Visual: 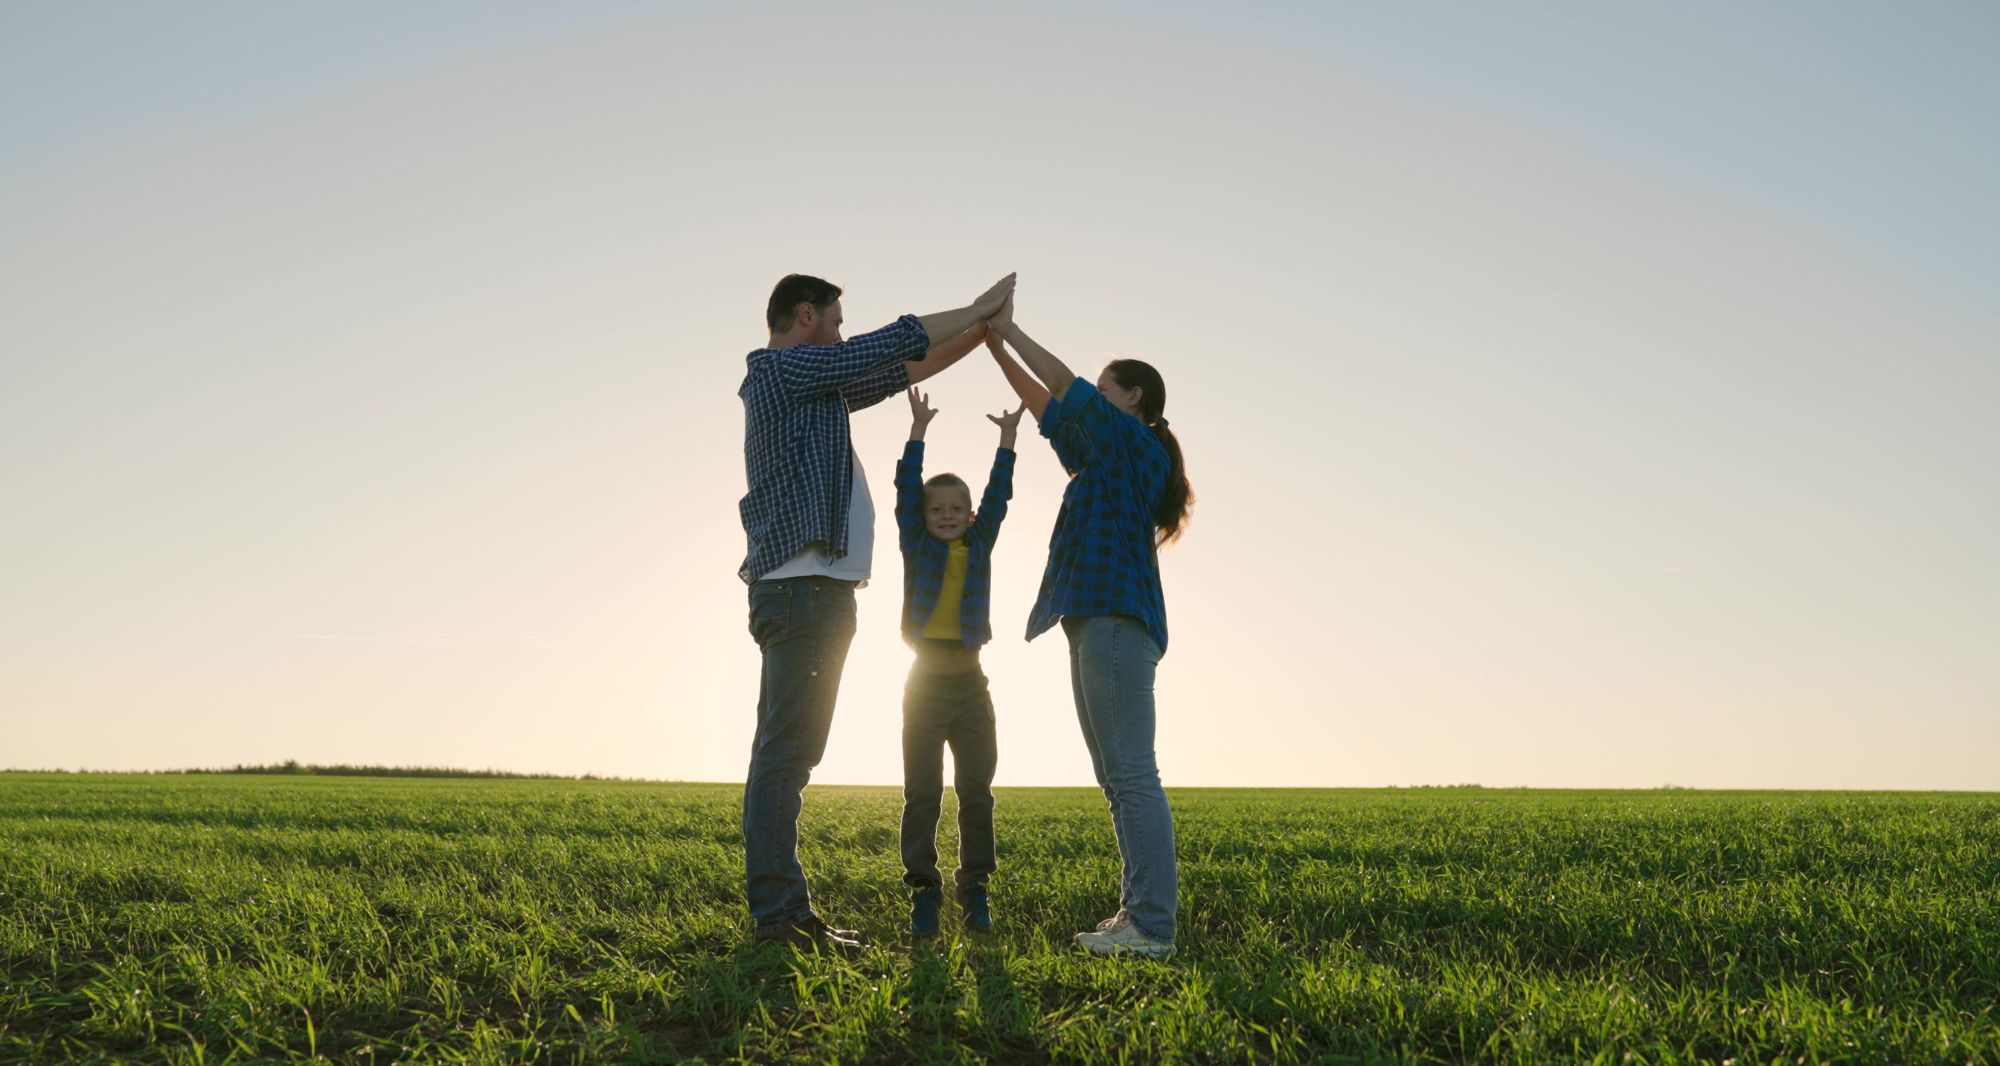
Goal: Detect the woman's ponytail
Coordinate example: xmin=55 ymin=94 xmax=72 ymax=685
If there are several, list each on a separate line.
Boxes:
xmin=1106 ymin=359 xmax=1193 ymax=545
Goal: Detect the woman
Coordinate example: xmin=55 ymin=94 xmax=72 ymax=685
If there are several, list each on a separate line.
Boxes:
xmin=986 ymin=295 xmax=1193 ymax=959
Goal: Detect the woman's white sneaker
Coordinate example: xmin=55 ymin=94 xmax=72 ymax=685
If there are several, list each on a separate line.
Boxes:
xmin=1074 ymin=919 xmax=1175 ymax=959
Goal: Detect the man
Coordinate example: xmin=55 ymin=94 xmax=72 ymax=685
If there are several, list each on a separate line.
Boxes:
xmin=738 ymin=271 xmax=1015 ymax=950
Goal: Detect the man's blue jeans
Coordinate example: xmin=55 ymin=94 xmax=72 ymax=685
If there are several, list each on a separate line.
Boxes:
xmin=1063 ymin=614 xmax=1178 ymax=942
xmin=743 ymin=576 xmax=857 ymax=936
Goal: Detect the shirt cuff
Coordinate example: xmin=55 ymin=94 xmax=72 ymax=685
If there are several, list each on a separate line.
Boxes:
xmin=1039 ymin=378 xmax=1094 ymax=436
xmin=895 ymin=314 xmax=930 ymax=358
xmin=1036 ymin=387 xmax=1070 ymax=438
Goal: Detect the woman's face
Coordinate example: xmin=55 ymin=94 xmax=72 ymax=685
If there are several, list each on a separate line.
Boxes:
xmin=1096 ymin=369 xmax=1143 ymax=416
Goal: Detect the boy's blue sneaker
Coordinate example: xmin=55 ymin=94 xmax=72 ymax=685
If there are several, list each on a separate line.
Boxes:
xmin=910 ymin=887 xmax=942 ymax=938
xmin=959 ymin=887 xmax=993 ymax=934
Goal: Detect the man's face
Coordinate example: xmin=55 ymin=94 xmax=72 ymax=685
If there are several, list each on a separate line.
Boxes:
xmin=924 ymin=486 xmax=973 ymax=541
xmin=804 ymin=299 xmax=844 ymax=345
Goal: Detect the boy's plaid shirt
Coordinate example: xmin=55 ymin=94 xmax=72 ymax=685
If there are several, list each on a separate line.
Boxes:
xmin=1026 ymin=378 xmax=1171 ymax=653
xmin=736 ymin=315 xmax=927 ymax=584
xmin=895 ymin=441 xmax=1014 ymax=648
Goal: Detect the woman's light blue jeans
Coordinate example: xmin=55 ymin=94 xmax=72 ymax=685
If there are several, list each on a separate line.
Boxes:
xmin=1063 ymin=614 xmax=1177 ymax=941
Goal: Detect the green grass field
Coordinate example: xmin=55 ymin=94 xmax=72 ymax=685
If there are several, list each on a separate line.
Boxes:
xmin=2 ymin=774 xmax=1996 ymax=1064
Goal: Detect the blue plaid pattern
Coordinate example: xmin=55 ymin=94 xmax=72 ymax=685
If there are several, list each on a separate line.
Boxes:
xmin=1047 ymin=415 xmax=1086 ymax=477
xmin=895 ymin=441 xmax=1014 ymax=648
xmin=737 ymin=315 xmax=928 ymax=583
xmin=1026 ymin=378 xmax=1171 ymax=652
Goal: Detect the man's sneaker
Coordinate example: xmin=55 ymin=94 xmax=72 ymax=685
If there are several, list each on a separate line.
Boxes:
xmin=959 ymin=888 xmax=993 ymax=934
xmin=1074 ymin=918 xmax=1175 ymax=959
xmin=1093 ymin=908 xmax=1130 ymax=934
xmin=755 ymin=915 xmax=866 ymax=955
xmin=910 ymin=887 xmax=943 ymax=938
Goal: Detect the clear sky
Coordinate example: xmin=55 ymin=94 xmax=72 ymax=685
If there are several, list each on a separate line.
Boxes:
xmin=4 ymin=1 xmax=1996 ymax=788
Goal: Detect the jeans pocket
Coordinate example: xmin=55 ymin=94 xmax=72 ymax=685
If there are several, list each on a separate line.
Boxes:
xmin=829 ymin=584 xmax=858 ymax=640
xmin=747 ymin=583 xmax=791 ymax=647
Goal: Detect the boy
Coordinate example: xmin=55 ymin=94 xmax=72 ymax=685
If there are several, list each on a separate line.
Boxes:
xmin=894 ymin=384 xmax=1022 ymax=937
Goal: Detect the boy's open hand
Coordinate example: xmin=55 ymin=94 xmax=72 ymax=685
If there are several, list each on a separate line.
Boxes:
xmin=908 ymin=386 xmax=938 ymax=426
xmin=987 ymin=402 xmax=1026 ymax=448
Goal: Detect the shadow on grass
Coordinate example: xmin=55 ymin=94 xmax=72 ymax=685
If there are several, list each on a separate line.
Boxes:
xmin=966 ymin=939 xmax=1050 ymax=1065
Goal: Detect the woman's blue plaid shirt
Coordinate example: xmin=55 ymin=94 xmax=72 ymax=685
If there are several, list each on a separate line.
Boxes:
xmin=894 ymin=441 xmax=1014 ymax=648
xmin=737 ymin=315 xmax=927 ymax=584
xmin=1027 ymin=378 xmax=1171 ymax=653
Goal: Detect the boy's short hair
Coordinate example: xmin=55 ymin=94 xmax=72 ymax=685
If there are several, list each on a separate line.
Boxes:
xmin=922 ymin=473 xmax=971 ymax=503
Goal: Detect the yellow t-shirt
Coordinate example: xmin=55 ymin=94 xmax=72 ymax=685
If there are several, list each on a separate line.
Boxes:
xmin=919 ymin=539 xmax=969 ymax=641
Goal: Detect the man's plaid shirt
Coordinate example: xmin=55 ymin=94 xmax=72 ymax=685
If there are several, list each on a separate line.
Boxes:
xmin=737 ymin=315 xmax=928 ymax=584
xmin=894 ymin=441 xmax=1015 ymax=648
xmin=1026 ymin=378 xmax=1171 ymax=653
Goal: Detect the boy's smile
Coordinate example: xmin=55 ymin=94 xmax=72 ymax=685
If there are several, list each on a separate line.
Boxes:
xmin=924 ymin=487 xmax=974 ymax=541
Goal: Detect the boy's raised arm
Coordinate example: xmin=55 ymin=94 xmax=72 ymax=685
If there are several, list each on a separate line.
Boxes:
xmin=973 ymin=404 xmax=1024 ymax=543
xmin=986 ymin=402 xmax=1025 ymax=453
xmin=894 ymin=387 xmax=936 ymax=551
xmin=907 ymin=385 xmax=938 ymax=442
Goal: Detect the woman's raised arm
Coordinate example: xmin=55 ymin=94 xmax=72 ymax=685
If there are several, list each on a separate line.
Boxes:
xmin=989 ymin=294 xmax=1076 ymax=399
xmin=987 ymin=334 xmax=1052 ymax=421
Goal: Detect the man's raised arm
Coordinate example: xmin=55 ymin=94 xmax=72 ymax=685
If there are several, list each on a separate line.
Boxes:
xmin=907 ymin=322 xmax=990 ymax=386
xmin=916 ymin=273 xmax=1015 ymax=344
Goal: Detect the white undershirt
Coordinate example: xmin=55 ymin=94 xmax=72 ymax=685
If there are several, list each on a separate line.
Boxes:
xmin=760 ymin=448 xmax=873 ymax=586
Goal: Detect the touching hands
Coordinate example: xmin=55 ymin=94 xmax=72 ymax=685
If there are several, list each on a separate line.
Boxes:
xmin=987 ymin=291 xmax=1015 ymax=334
xmin=916 ymin=272 xmax=1016 ymax=356
xmin=974 ymin=273 xmax=1017 ymax=320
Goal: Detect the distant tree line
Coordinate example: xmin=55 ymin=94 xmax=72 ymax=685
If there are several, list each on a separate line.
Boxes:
xmin=200 ymin=760 xmax=621 ymax=780
xmin=1 ymin=760 xmax=628 ymax=780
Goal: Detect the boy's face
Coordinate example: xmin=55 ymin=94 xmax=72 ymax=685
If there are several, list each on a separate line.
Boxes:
xmin=924 ymin=486 xmax=974 ymax=541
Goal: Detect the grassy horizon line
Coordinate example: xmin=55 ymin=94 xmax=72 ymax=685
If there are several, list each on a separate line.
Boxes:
xmin=0 ymin=762 xmax=1995 ymax=793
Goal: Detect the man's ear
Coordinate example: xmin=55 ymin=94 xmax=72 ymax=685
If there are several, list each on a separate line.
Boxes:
xmin=793 ymin=302 xmax=815 ymax=331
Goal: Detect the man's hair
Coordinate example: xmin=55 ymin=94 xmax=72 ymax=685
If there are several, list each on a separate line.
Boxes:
xmin=766 ymin=274 xmax=842 ymax=333
xmin=923 ymin=473 xmax=971 ymax=503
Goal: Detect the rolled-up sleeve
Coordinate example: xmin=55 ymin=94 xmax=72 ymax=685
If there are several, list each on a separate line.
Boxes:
xmin=771 ymin=314 xmax=927 ymax=400
xmin=1038 ymin=381 xmax=1087 ymax=466
xmin=840 ymin=360 xmax=911 ymax=412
